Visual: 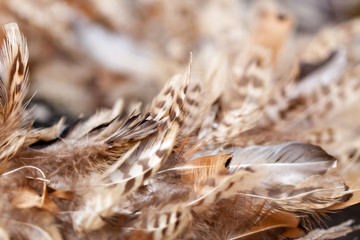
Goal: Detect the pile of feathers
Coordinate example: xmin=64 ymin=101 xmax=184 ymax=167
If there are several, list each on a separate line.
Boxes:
xmin=1 ymin=1 xmax=360 ymax=240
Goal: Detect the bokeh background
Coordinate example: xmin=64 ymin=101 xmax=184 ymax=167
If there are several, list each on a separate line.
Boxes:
xmin=0 ymin=0 xmax=359 ymax=123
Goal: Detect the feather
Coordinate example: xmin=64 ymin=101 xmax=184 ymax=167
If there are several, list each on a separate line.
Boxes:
xmin=301 ymin=18 xmax=360 ymax=63
xmin=0 ymin=23 xmax=29 ymax=120
xmin=72 ymin=122 xmax=179 ymax=233
xmin=189 ymin=143 xmax=351 ymax=212
xmin=0 ymin=23 xmax=29 ymax=160
xmin=148 ymin=57 xmax=191 ymax=122
xmin=229 ymin=211 xmax=302 ymax=239
xmin=131 ymin=204 xmax=192 ymax=240
xmin=297 ymin=220 xmax=360 ymax=240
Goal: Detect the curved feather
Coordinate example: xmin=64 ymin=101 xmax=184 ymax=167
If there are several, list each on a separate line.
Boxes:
xmin=0 ymin=23 xmax=29 ymax=161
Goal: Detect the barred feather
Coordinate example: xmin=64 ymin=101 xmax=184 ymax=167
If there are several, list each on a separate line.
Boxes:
xmin=0 ymin=23 xmax=29 ymax=160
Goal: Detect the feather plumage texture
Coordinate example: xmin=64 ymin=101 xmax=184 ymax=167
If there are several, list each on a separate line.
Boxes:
xmin=0 ymin=23 xmax=29 ymax=161
xmin=1 ymin=4 xmax=360 ymax=239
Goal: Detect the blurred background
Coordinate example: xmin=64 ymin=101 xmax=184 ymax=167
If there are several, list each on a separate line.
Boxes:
xmin=0 ymin=0 xmax=359 ymax=126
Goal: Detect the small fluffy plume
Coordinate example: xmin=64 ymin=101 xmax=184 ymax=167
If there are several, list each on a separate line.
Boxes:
xmin=1 ymin=1 xmax=360 ymax=239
